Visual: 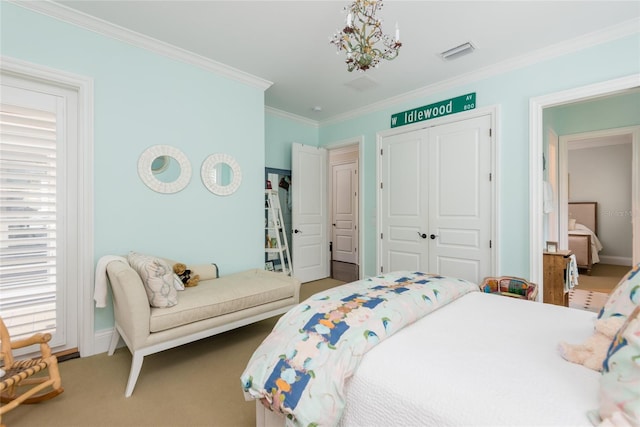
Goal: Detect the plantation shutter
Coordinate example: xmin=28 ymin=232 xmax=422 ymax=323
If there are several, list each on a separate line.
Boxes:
xmin=0 ymin=99 xmax=59 ymax=342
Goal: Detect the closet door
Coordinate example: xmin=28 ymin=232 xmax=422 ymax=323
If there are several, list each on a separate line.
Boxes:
xmin=427 ymin=115 xmax=492 ymax=283
xmin=379 ymin=115 xmax=493 ymax=283
xmin=378 ymin=129 xmax=429 ymax=273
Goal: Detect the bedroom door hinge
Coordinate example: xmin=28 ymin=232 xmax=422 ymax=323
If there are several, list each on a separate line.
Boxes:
xmin=489 ymin=128 xmax=492 ymax=137
xmin=489 ymin=173 xmax=492 ymax=181
xmin=380 ymin=182 xmax=383 ymax=189
xmin=380 ymin=148 xmax=383 ymax=155
xmin=380 ymin=233 xmax=383 ymax=239
xmin=381 ymin=266 xmax=384 ymax=273
xmin=490 ymin=240 xmax=492 ymax=249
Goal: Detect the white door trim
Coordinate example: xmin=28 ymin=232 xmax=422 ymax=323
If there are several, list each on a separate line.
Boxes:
xmin=529 ymin=73 xmax=640 ymax=292
xmin=325 ymin=136 xmax=364 ymax=280
xmin=1 ymin=55 xmax=95 ymax=356
xmin=376 ymin=105 xmax=500 ymax=278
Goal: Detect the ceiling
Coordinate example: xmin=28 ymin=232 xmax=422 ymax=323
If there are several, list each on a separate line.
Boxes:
xmin=53 ymin=1 xmax=640 ymax=122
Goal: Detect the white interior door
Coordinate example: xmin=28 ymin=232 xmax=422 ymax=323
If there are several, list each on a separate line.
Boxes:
xmin=292 ymin=143 xmax=329 ymax=282
xmin=331 ymin=161 xmax=358 ymax=264
xmin=547 ymin=130 xmax=559 ymax=242
xmin=379 ymin=115 xmax=493 ymax=282
xmin=427 ymin=115 xmax=492 ymax=284
xmin=379 ymin=130 xmax=429 ymax=273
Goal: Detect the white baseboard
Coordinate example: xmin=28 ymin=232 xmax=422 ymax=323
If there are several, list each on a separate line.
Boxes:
xmin=91 ymin=327 xmax=124 ymax=356
xmin=599 ymin=255 xmax=633 ymax=266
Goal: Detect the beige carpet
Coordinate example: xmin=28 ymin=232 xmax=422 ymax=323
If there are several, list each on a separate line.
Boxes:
xmin=1 ymin=277 xmax=345 ymax=427
xmin=576 ymin=263 xmax=629 ymax=294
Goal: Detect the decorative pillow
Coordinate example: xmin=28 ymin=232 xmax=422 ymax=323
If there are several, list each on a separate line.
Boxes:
xmin=127 ymin=252 xmax=178 ymax=308
xmin=568 ymin=218 xmax=577 ymax=231
xmin=597 ymin=305 xmax=640 ymax=425
xmin=598 ymin=264 xmax=640 ymax=320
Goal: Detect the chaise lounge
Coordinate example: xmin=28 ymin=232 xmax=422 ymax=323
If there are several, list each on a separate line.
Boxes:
xmin=102 ymin=253 xmax=300 ymax=397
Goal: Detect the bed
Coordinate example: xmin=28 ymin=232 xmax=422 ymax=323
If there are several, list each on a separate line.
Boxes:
xmin=242 ymin=271 xmax=608 ymax=427
xmin=569 ymin=202 xmax=603 ymax=275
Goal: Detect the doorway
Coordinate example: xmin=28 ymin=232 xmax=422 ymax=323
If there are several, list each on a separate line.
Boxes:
xmin=265 ymin=167 xmax=292 ymax=273
xmin=327 ymin=139 xmax=362 ymax=283
xmin=529 ymin=74 xmax=640 ymax=290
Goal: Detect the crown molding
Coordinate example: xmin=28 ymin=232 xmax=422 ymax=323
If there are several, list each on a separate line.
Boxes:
xmin=10 ymin=1 xmax=638 ymax=126
xmin=321 ymin=17 xmax=640 ymax=126
xmin=265 ymin=106 xmax=320 ymax=128
xmin=10 ymin=0 xmax=273 ymax=91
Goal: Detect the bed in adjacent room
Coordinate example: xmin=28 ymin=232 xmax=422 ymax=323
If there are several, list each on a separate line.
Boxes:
xmin=241 ymin=269 xmax=640 ymax=427
xmin=569 ymin=201 xmax=603 ymax=274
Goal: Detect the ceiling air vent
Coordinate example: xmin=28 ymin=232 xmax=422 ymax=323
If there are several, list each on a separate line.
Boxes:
xmin=439 ymin=42 xmax=476 ymax=61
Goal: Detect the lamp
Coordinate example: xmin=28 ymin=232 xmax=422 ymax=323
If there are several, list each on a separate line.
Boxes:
xmin=330 ymin=0 xmax=402 ymax=72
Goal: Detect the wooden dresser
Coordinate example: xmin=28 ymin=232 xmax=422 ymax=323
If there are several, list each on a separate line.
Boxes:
xmin=543 ymin=250 xmax=573 ymax=307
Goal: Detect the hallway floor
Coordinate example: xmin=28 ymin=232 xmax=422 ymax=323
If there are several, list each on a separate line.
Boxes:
xmin=331 ymin=261 xmax=358 ymax=283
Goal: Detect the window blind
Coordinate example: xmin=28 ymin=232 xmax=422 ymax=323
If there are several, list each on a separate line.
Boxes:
xmin=0 ymin=103 xmax=58 ymax=342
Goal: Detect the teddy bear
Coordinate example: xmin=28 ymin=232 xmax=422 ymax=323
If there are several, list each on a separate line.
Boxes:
xmin=558 ymin=316 xmax=626 ymax=371
xmin=173 ymin=263 xmax=200 ymax=287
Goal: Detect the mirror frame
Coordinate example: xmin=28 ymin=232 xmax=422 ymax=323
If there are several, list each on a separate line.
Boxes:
xmin=201 ymin=153 xmax=242 ymax=196
xmin=138 ymin=145 xmax=192 ymax=194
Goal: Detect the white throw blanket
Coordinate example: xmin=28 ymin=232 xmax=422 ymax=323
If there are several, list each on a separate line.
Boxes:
xmin=566 ymin=254 xmax=579 ymax=291
xmin=94 ymin=255 xmax=128 ymax=308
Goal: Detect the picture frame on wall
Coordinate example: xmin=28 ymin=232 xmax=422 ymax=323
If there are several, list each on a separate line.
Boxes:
xmin=546 ymin=241 xmax=558 ymax=253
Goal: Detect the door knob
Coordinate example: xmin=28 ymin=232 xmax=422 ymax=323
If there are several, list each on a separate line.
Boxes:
xmin=417 ymin=232 xmax=427 ymax=239
xmin=430 ymin=234 xmax=438 ymax=240
xmin=294 ymin=229 xmax=301 ymax=234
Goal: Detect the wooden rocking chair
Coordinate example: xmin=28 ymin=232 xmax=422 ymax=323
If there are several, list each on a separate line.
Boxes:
xmin=0 ymin=317 xmax=64 ymax=426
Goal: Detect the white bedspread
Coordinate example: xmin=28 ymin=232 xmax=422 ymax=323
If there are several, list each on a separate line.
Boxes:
xmin=340 ymin=292 xmax=600 ymax=426
xmin=570 ymin=223 xmax=604 ymax=264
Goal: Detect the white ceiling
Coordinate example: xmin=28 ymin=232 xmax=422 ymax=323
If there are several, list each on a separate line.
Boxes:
xmin=52 ymin=1 xmax=640 ymax=122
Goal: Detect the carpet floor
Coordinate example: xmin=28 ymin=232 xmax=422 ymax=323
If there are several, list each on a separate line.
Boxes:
xmin=3 ymin=266 xmax=630 ymax=426
xmin=575 ymin=263 xmax=629 ymax=294
xmin=1 ymin=277 xmax=345 ymax=427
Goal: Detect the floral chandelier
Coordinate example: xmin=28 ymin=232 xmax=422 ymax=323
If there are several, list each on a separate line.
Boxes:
xmin=330 ymin=0 xmax=402 ymax=72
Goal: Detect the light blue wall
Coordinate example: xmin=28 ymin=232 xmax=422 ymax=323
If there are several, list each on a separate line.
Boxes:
xmin=1 ymin=3 xmax=267 ymax=330
xmin=265 ymin=113 xmax=318 ymax=170
xmin=266 ymin=34 xmax=640 ymax=279
xmin=545 ymin=91 xmax=640 ymax=135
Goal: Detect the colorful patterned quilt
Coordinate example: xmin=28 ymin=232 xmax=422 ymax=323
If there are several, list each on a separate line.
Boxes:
xmin=241 ymin=271 xmax=479 ymax=426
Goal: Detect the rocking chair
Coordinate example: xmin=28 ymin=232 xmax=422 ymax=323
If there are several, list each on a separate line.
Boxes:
xmin=0 ymin=317 xmax=64 ymax=425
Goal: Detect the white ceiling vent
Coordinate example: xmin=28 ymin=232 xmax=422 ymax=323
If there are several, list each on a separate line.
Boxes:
xmin=344 ymin=75 xmax=379 ymax=92
xmin=439 ymin=42 xmax=476 ymax=61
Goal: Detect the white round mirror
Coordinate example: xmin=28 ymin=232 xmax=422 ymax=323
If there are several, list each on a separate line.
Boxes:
xmin=138 ymin=145 xmax=192 ymax=193
xmin=201 ymin=153 xmax=242 ymax=196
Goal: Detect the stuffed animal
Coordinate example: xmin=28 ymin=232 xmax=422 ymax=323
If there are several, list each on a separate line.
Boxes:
xmin=558 ymin=316 xmax=626 ymax=371
xmin=173 ymin=263 xmax=200 ymax=287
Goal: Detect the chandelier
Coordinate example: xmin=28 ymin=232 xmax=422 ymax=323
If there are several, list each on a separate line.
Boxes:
xmin=330 ymin=0 xmax=402 ymax=72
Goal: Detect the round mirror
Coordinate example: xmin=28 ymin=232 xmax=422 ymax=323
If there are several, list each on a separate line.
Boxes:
xmin=201 ymin=153 xmax=242 ymax=196
xmin=138 ymin=145 xmax=191 ymax=194
xmin=151 ymin=155 xmax=182 ymax=183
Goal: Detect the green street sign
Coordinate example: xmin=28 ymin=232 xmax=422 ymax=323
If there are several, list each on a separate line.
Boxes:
xmin=390 ymin=93 xmax=476 ymax=128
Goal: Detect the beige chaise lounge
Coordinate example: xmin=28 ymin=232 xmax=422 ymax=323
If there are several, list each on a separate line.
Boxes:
xmin=104 ymin=257 xmax=300 ymax=397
